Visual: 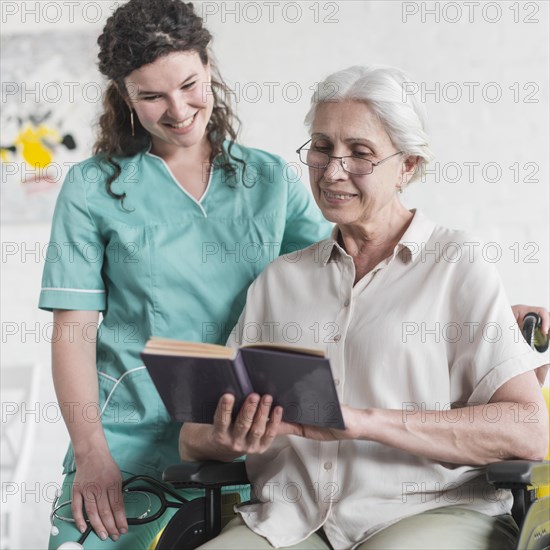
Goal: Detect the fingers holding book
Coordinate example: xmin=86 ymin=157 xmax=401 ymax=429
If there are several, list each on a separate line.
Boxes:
xmin=211 ymin=393 xmax=284 ymax=456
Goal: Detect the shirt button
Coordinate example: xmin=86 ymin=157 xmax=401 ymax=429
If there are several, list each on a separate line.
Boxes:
xmin=334 ymin=378 xmax=340 ymax=386
xmin=333 ymin=334 xmax=341 ymax=343
xmin=344 ymin=299 xmax=350 ymax=307
xmin=324 ymin=462 xmax=333 ymax=470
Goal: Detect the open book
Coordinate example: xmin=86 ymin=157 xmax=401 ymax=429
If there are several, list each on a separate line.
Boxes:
xmin=142 ymin=337 xmax=345 ymax=429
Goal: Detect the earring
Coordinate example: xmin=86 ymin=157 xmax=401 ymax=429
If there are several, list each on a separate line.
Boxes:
xmin=130 ymin=109 xmax=135 ymax=137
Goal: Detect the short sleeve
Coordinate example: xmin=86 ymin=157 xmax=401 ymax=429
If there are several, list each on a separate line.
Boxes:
xmin=449 ymin=250 xmax=544 ymax=405
xmin=39 ymin=163 xmax=107 ymax=312
xmin=280 ymin=163 xmax=332 ymax=255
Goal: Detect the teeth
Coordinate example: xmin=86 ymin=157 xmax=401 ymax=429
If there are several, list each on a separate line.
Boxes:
xmin=169 ymin=114 xmax=195 ymax=128
xmin=325 ymin=191 xmax=355 ymax=200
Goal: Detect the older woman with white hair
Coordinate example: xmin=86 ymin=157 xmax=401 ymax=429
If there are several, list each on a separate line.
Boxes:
xmin=180 ymin=65 xmax=549 ymax=550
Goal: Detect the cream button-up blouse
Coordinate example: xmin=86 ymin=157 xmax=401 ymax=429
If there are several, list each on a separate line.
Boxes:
xmin=228 ymin=209 xmax=545 ymax=549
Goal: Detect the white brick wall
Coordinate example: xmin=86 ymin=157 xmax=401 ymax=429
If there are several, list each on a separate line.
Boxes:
xmin=1 ymin=2 xmax=548 ymax=548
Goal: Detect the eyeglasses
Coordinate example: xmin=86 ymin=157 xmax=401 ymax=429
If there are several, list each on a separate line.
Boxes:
xmin=296 ymin=139 xmax=403 ymax=176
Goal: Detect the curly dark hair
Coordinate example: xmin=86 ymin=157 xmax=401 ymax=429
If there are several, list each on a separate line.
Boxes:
xmin=94 ymin=0 xmax=242 ymax=201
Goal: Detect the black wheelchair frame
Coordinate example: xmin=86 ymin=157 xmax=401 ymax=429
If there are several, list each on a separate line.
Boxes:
xmin=154 ymin=458 xmax=550 ymax=550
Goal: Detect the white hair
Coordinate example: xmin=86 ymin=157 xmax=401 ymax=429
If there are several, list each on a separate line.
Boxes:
xmin=305 ymin=65 xmax=435 ymax=182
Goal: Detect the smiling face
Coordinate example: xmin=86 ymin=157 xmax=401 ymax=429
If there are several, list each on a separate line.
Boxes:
xmin=124 ymin=51 xmax=213 ymax=158
xmin=308 ymin=101 xmax=413 ymax=228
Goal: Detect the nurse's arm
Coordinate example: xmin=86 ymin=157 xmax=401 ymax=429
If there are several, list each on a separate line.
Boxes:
xmin=52 ymin=309 xmax=127 ymax=541
xmin=280 ymin=370 xmax=549 ymax=466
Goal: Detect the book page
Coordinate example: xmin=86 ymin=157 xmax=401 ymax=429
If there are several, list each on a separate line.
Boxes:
xmin=143 ymin=337 xmax=236 ymax=359
xmin=143 ymin=338 xmax=325 ymax=359
xmin=242 ymin=343 xmax=326 ymax=358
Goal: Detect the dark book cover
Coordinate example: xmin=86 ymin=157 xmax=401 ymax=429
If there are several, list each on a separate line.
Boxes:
xmin=240 ymin=348 xmax=344 ymax=428
xmin=142 ymin=344 xmax=345 ymax=429
xmin=143 ymin=354 xmax=247 ymax=424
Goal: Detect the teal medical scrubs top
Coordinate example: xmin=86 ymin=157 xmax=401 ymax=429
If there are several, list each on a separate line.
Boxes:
xmin=39 ymin=142 xmax=331 ymax=478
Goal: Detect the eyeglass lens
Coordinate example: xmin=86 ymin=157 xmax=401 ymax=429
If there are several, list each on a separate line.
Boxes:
xmin=302 ymin=150 xmax=373 ymax=175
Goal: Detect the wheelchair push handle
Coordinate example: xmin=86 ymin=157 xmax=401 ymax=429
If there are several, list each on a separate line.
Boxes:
xmin=522 ymin=312 xmax=549 ymax=353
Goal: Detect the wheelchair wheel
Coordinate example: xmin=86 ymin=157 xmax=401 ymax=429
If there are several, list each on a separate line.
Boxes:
xmin=154 ymin=497 xmax=210 ymax=550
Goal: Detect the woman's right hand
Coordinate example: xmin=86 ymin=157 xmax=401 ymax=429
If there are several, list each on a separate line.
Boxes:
xmin=179 ymin=393 xmax=283 ymax=462
xmin=209 ymin=393 xmax=284 ymax=456
xmin=72 ymin=449 xmax=128 ymax=541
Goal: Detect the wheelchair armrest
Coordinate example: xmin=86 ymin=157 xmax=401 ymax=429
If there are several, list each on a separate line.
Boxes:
xmin=486 ymin=460 xmax=550 ymax=489
xmin=160 ymin=462 xmax=250 ymax=544
xmin=486 ymin=460 xmax=550 ymax=531
xmin=163 ymin=460 xmax=249 ymax=489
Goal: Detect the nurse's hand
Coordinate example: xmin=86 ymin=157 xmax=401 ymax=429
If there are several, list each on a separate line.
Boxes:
xmin=511 ymin=304 xmax=550 ymax=336
xmin=72 ymin=449 xmax=128 ymax=541
xmin=511 ymin=304 xmax=550 ymax=384
xmin=210 ymin=393 xmax=284 ymax=456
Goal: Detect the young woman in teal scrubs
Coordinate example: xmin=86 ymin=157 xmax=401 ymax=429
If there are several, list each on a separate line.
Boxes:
xmin=39 ymin=1 xmax=330 ymax=547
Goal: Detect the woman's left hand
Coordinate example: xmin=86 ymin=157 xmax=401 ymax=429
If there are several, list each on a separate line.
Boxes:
xmin=278 ymin=405 xmax=363 ymax=441
xmin=278 ymin=370 xmax=548 ymax=465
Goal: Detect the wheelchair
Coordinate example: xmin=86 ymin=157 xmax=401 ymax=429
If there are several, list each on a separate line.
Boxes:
xmin=57 ymin=314 xmax=550 ymax=549
xmin=155 ymin=454 xmax=550 ymax=550
xmin=154 ymin=312 xmax=550 ymax=550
